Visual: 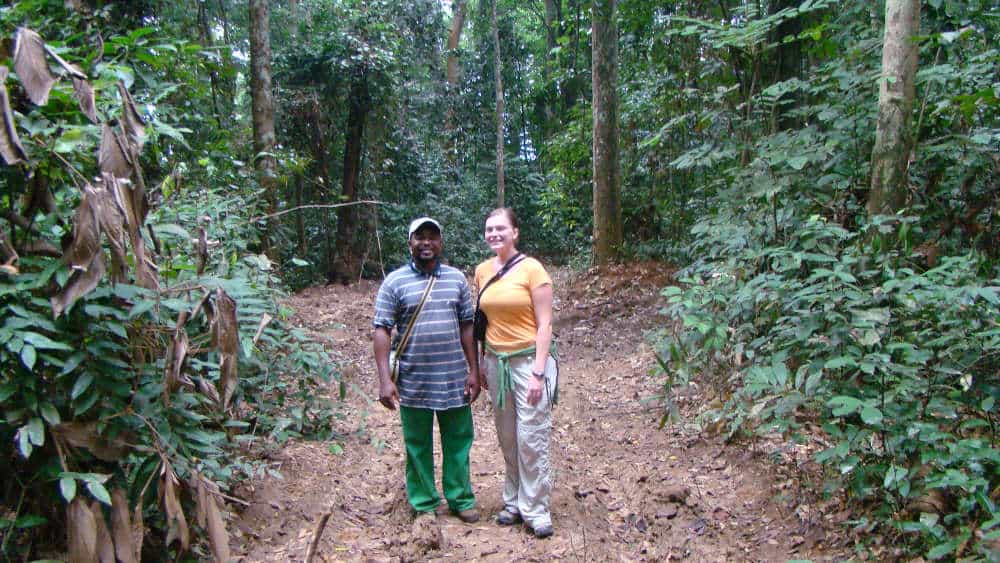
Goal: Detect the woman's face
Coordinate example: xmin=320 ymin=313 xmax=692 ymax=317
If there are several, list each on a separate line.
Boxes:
xmin=484 ymin=214 xmax=518 ymax=255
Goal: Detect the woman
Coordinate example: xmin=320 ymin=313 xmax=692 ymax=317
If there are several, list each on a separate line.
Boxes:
xmin=474 ymin=207 xmax=557 ymax=539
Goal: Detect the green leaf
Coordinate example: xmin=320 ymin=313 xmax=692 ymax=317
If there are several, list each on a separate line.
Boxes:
xmin=0 ymin=383 xmax=16 ymax=402
xmin=60 ymin=477 xmax=77 ymax=502
xmin=787 ymin=155 xmax=808 ymax=170
xmin=828 ymin=396 xmax=862 ymax=416
xmin=860 ymin=406 xmax=883 ymax=425
xmin=21 ymin=344 xmax=37 ymax=370
xmin=824 ymin=356 xmax=856 ymax=370
xmin=22 ymin=331 xmax=74 ymax=351
xmin=40 ymin=403 xmax=61 ymax=425
xmin=60 ymin=353 xmax=86 ymax=376
xmin=128 ymin=299 xmax=157 ymax=319
xmin=883 ymin=465 xmax=906 ymax=488
xmin=328 ymin=443 xmax=344 ymax=455
xmin=27 ymin=417 xmax=45 ymax=446
xmin=13 ymin=514 xmax=46 ymax=529
xmin=86 ymin=480 xmax=112 ymax=506
xmin=71 ymin=373 xmax=94 ymax=400
xmin=17 ymin=427 xmax=32 ymax=458
xmin=926 ymin=540 xmax=957 ymax=560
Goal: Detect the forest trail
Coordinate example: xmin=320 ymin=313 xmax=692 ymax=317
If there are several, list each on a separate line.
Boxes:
xmin=233 ymin=264 xmax=850 ymax=562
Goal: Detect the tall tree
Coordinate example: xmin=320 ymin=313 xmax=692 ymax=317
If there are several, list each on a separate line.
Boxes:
xmin=444 ymin=0 xmax=467 ymax=162
xmin=331 ymin=72 xmax=371 ymax=282
xmin=591 ymin=0 xmax=621 ymax=264
xmin=249 ymin=0 xmax=278 ymax=256
xmin=492 ymin=0 xmax=506 ymax=207
xmin=867 ymin=0 xmax=920 ymax=216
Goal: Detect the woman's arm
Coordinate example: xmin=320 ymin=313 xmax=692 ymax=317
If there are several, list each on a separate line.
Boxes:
xmin=527 ymin=283 xmax=553 ymax=405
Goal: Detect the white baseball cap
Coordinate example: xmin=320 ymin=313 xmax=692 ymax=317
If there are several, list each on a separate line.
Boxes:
xmin=407 ymin=217 xmax=442 ymax=238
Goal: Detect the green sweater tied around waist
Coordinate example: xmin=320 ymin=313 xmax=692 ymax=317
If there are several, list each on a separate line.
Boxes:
xmin=485 ymin=341 xmax=558 ymax=410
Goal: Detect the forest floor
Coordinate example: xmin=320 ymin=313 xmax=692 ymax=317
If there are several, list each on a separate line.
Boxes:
xmin=232 ymin=263 xmax=856 ymax=562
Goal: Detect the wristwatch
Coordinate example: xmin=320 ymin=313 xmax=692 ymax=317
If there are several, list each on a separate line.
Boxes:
xmin=531 ymin=370 xmax=545 ymax=379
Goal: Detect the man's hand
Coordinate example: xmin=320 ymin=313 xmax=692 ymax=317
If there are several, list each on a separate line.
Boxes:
xmin=465 ymin=369 xmax=481 ymax=403
xmin=379 ymin=379 xmax=399 ymax=410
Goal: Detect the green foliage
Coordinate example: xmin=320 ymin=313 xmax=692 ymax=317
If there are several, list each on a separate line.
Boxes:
xmin=0 ymin=5 xmax=342 ymax=559
xmin=651 ymin=2 xmax=1000 ymax=558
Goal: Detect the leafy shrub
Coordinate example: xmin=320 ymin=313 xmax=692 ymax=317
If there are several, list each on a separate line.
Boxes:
xmin=0 ymin=11 xmax=341 ymax=561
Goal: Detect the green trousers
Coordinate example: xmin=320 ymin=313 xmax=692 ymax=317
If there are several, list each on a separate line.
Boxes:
xmin=399 ymin=405 xmax=476 ymax=513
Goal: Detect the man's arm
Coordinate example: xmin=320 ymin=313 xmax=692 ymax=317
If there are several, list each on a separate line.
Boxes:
xmin=459 ymin=320 xmax=481 ymax=403
xmin=373 ymin=326 xmax=399 ymax=410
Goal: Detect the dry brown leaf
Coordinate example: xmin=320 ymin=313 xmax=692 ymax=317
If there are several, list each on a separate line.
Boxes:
xmin=0 ymin=66 xmax=28 ymax=165
xmin=51 ymin=421 xmax=129 ymax=462
xmin=90 ymin=500 xmax=115 ymax=563
xmin=252 ymin=312 xmax=273 ymax=345
xmin=197 ymin=376 xmax=221 ymax=405
xmin=98 ymin=123 xmax=132 ymax=179
xmin=205 ymin=493 xmax=231 ymax=563
xmin=161 ymin=462 xmax=190 ymax=551
xmin=132 ymin=501 xmax=144 ymax=561
xmin=73 ymin=76 xmax=98 ymax=123
xmin=192 ymin=473 xmax=209 ymax=529
xmin=110 ymin=488 xmax=139 ymax=563
xmin=196 ymin=227 xmax=208 ymax=275
xmin=209 ymin=289 xmax=239 ymax=411
xmin=116 ymin=81 xmax=146 ymax=149
xmin=13 ymin=28 xmax=57 ymax=106
xmin=68 ymin=497 xmax=99 ymax=563
xmin=163 ymin=329 xmax=188 ymax=404
xmin=94 ymin=183 xmax=128 ymax=283
xmin=51 ymin=250 xmax=105 ymax=317
xmin=64 ymin=185 xmax=102 ymax=270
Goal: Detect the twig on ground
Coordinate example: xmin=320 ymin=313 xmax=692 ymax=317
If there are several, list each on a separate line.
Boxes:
xmin=304 ymin=511 xmax=332 ymax=563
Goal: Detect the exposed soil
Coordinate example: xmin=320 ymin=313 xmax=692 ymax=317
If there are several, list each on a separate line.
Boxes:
xmin=232 ymin=263 xmax=853 ymax=561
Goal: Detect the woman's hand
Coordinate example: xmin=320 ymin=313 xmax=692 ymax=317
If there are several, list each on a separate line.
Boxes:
xmin=527 ymin=374 xmax=544 ymax=406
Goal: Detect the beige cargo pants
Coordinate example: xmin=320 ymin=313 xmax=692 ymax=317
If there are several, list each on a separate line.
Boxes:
xmin=483 ymin=352 xmax=558 ymax=529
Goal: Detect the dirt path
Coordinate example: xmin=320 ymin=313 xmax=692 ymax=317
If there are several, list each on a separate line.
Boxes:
xmin=233 ymin=264 xmax=850 ymax=561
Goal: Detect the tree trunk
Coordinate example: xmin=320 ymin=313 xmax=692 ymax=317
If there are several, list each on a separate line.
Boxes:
xmin=198 ymin=0 xmax=223 ymax=128
xmin=769 ymin=0 xmax=802 ymax=131
xmin=492 ymin=0 xmax=506 ymax=207
xmin=868 ymin=0 xmax=920 ymax=216
xmin=444 ymin=0 xmax=467 ymax=163
xmin=331 ymin=75 xmax=370 ymax=283
xmin=249 ymin=0 xmax=278 ymax=258
xmin=539 ymin=0 xmax=561 ymax=135
xmin=592 ymin=0 xmax=622 ymax=265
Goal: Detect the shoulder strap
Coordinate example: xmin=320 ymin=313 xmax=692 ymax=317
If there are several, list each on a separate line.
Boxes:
xmin=476 ymin=253 xmax=526 ymax=308
xmin=394 ymin=274 xmax=436 ymax=357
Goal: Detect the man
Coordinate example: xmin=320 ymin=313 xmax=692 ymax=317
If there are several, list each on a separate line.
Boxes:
xmin=373 ymin=217 xmax=481 ymax=524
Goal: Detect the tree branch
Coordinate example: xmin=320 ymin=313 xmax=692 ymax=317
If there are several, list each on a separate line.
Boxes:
xmin=250 ymin=199 xmax=386 ymax=222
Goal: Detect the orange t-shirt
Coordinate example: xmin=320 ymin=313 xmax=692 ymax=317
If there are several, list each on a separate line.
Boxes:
xmin=474 ymin=257 xmax=552 ymax=352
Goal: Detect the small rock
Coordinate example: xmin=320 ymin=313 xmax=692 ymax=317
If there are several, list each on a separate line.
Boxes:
xmin=661 ymin=485 xmax=690 ymax=503
xmin=656 ymin=504 xmax=679 ymax=519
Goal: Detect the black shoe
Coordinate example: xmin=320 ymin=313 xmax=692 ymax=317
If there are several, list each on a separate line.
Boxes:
xmin=532 ymin=523 xmax=554 ymax=538
xmin=454 ymin=508 xmax=480 ymax=523
xmin=497 ymin=509 xmax=522 ymax=526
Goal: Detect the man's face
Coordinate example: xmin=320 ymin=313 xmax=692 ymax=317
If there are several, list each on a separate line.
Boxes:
xmin=409 ymin=225 xmax=443 ymax=262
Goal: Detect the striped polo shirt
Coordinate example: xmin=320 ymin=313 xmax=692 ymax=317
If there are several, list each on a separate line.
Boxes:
xmin=373 ymin=261 xmax=474 ymax=410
